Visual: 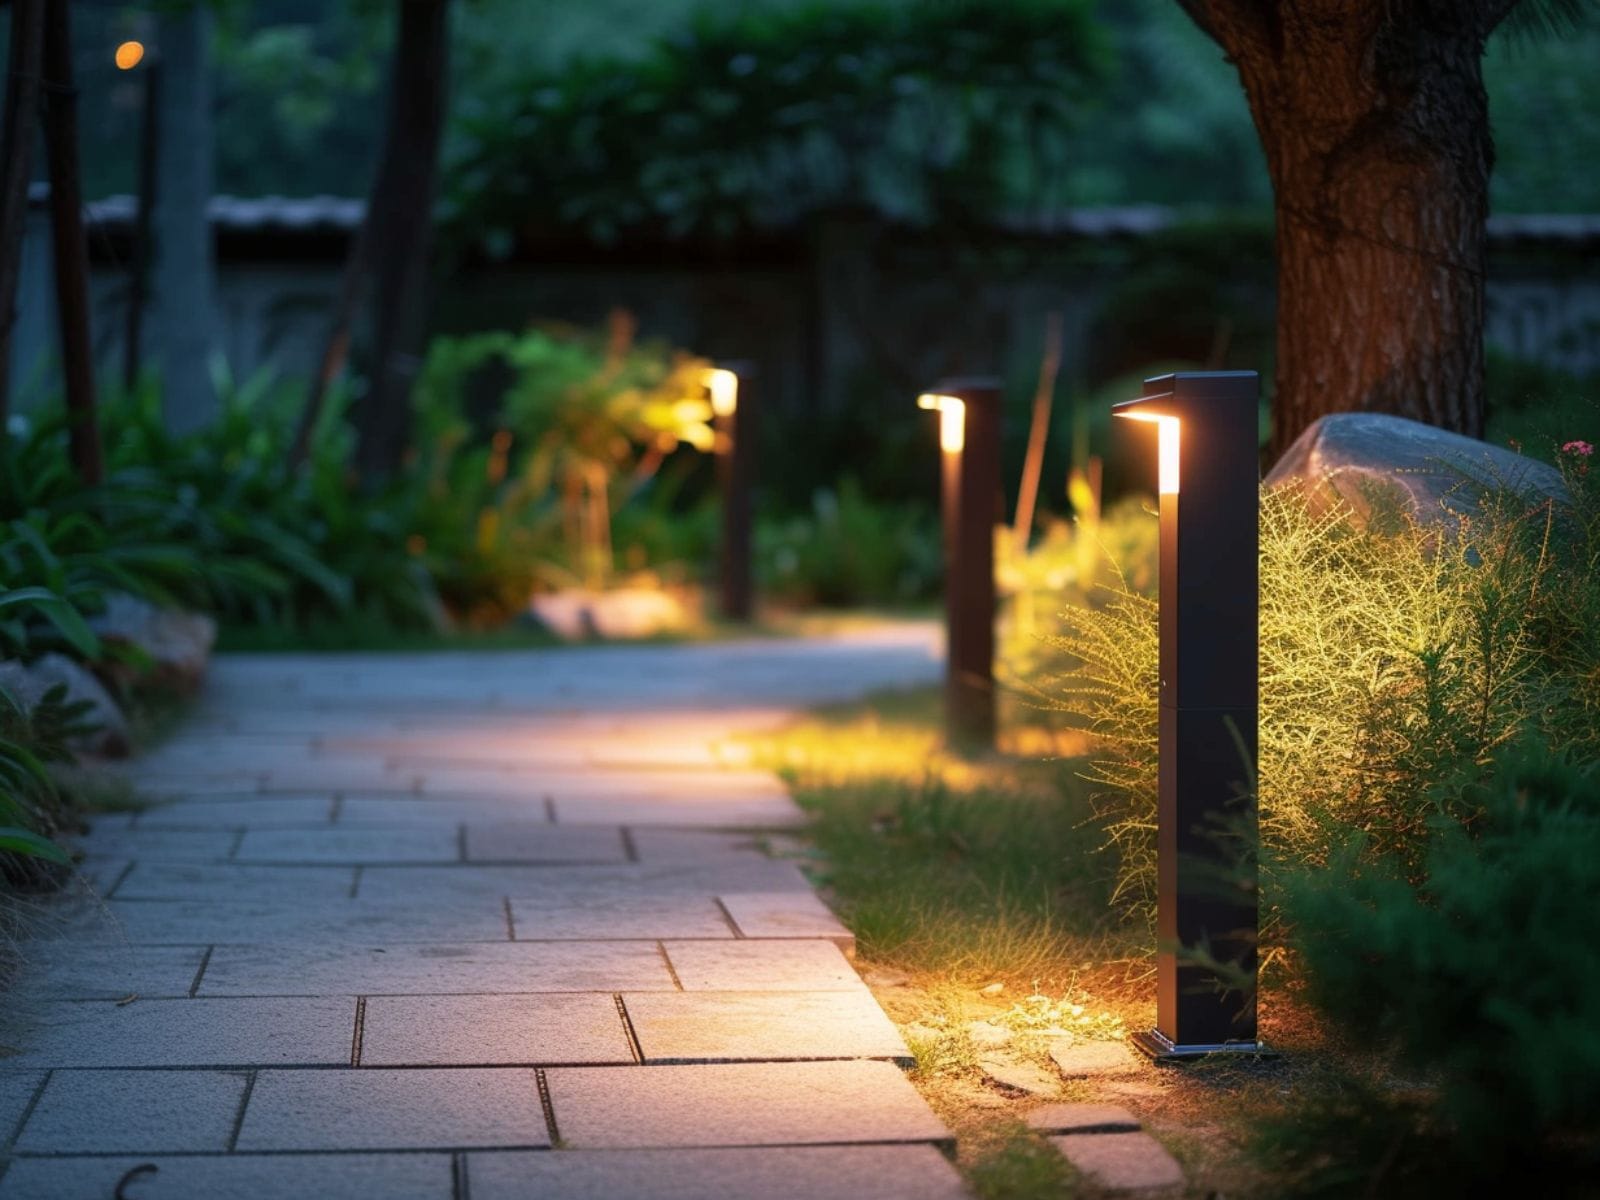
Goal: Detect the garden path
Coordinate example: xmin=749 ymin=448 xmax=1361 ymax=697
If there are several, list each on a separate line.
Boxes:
xmin=0 ymin=624 xmax=973 ymax=1199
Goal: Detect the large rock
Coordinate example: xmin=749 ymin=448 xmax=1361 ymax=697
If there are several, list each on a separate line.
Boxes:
xmin=528 ymin=588 xmax=689 ymax=641
xmin=1266 ymin=413 xmax=1566 ymax=527
xmin=0 ymin=653 xmax=131 ymax=758
xmin=88 ymin=593 xmax=217 ymax=694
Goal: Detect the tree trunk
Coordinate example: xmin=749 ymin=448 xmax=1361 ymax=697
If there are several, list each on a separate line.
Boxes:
xmin=152 ymin=5 xmax=218 ymax=434
xmin=40 ymin=0 xmax=101 ymax=485
xmin=353 ymin=0 xmax=451 ymax=484
xmin=289 ymin=210 xmax=374 ymax=468
xmin=0 ymin=0 xmax=45 ymax=425
xmin=1180 ymin=3 xmax=1495 ymax=459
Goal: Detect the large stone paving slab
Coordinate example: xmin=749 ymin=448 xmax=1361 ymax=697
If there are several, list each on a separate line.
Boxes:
xmin=467 ymin=1146 xmax=973 ymax=1200
xmin=0 ymin=1154 xmax=454 ymax=1200
xmin=552 ymin=795 xmax=804 ymax=827
xmin=719 ymin=891 xmax=853 ymax=946
xmin=112 ymin=862 xmax=356 ymax=901
xmin=623 ymin=991 xmax=911 ymax=1064
xmin=234 ymin=826 xmax=460 ymax=864
xmin=200 ymin=941 xmax=673 ymax=996
xmin=2 ymin=943 xmax=206 ymax=1000
xmin=68 ymin=828 xmax=238 ymax=863
xmin=0 ymin=997 xmax=355 ymax=1067
xmin=65 ymin=898 xmax=508 ymax=943
xmin=462 ymin=822 xmax=628 ymax=864
xmin=137 ymin=796 xmax=337 ymax=828
xmin=15 ymin=1069 xmax=248 ymax=1152
xmin=509 ymin=894 xmax=735 ymax=940
xmin=545 ymin=1061 xmax=948 ymax=1148
xmin=661 ymin=940 xmax=865 ymax=992
xmin=236 ymin=1068 xmax=550 ymax=1151
xmin=361 ymin=994 xmax=632 ymax=1065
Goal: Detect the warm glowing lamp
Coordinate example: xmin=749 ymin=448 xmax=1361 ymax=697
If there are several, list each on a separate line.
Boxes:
xmin=919 ymin=378 xmax=1000 ymax=750
xmin=705 ymin=367 xmax=739 ymax=419
xmin=1115 ymin=370 xmax=1264 ymax=1060
xmin=706 ymin=363 xmax=755 ymax=621
xmin=917 ymin=392 xmax=967 ymax=454
xmin=115 ymin=41 xmax=146 ymax=70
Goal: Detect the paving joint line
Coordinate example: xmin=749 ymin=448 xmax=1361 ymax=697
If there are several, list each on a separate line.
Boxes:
xmin=502 ymin=898 xmax=517 ymax=942
xmin=187 ymin=946 xmax=215 ymax=997
xmin=452 ymin=1150 xmax=470 ymax=1200
xmin=542 ymin=796 xmax=557 ymax=824
xmin=350 ymin=997 xmax=367 ymax=1066
xmin=3 ymin=1069 xmax=51 ymax=1152
xmin=348 ymin=866 xmax=364 ymax=899
xmin=712 ymin=897 xmax=746 ymax=938
xmin=534 ymin=1069 xmax=561 ymax=1146
xmin=456 ymin=824 xmax=468 ymax=863
xmin=328 ymin=795 xmax=344 ymax=824
xmin=102 ymin=860 xmax=138 ymax=900
xmin=226 ymin=828 xmax=247 ymax=860
xmin=226 ymin=1069 xmax=258 ymax=1151
xmin=656 ymin=942 xmax=684 ymax=990
xmin=618 ymin=827 xmax=639 ymax=862
xmin=613 ymin=994 xmax=644 ymax=1064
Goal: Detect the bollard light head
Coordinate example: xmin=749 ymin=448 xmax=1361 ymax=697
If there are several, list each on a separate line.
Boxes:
xmin=917 ymin=393 xmax=966 ymax=454
xmin=115 ymin=41 xmax=147 ymax=70
xmin=703 ymin=367 xmax=739 ymax=418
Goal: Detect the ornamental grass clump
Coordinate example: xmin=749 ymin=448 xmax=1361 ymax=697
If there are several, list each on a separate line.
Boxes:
xmin=1041 ymin=452 xmax=1600 ymax=921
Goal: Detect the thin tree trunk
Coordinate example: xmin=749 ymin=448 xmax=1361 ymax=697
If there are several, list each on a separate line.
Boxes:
xmin=40 ymin=0 xmax=101 ymax=484
xmin=123 ymin=60 xmax=161 ymax=392
xmin=353 ymin=0 xmax=451 ymax=484
xmin=289 ymin=210 xmax=375 ymax=467
xmin=1179 ymin=2 xmax=1494 ymax=459
xmin=1012 ymin=310 xmax=1062 ymax=555
xmin=0 ymin=0 xmax=46 ymax=425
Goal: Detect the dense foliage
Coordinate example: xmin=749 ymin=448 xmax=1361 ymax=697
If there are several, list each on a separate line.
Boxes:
xmin=446 ymin=0 xmax=1107 ymax=246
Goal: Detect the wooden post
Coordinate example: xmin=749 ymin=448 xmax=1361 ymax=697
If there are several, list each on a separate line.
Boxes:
xmin=1116 ymin=371 xmax=1263 ymax=1059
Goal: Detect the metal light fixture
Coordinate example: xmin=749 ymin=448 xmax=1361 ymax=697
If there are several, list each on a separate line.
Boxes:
xmin=704 ymin=364 xmax=754 ymax=621
xmin=1114 ymin=370 xmax=1265 ymax=1060
xmin=918 ymin=378 xmax=1000 ymax=750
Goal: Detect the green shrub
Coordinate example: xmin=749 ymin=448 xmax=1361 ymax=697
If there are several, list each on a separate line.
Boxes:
xmin=1272 ymin=741 xmax=1600 ymax=1182
xmin=757 ymin=478 xmax=940 ymax=608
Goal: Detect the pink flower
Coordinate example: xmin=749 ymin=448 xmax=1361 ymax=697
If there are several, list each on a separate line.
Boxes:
xmin=1562 ymin=440 xmax=1594 ymax=456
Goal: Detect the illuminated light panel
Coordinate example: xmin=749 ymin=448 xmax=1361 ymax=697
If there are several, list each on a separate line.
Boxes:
xmin=704 ymin=368 xmax=739 ymax=418
xmin=917 ymin=393 xmax=967 ymax=454
xmin=115 ymin=41 xmax=146 ymax=70
xmin=1117 ymin=411 xmax=1180 ymax=495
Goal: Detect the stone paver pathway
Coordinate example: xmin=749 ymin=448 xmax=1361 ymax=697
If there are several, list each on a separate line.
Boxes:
xmin=0 ymin=626 xmax=975 ymax=1198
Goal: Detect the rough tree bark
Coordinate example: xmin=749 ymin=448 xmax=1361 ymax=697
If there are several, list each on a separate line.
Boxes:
xmin=352 ymin=0 xmax=451 ymax=484
xmin=0 ymin=0 xmax=45 ymax=425
xmin=40 ymin=0 xmax=101 ymax=484
xmin=1177 ymin=1 xmax=1518 ymax=457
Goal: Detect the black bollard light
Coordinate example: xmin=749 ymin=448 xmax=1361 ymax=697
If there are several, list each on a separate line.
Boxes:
xmin=1115 ymin=370 xmax=1265 ymax=1059
xmin=705 ymin=364 xmax=755 ymax=622
xmin=918 ymin=378 xmax=1001 ymax=751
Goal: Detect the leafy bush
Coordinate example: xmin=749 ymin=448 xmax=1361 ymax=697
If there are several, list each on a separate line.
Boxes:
xmin=447 ymin=0 xmax=1107 ymax=244
xmin=413 ymin=318 xmax=716 ymax=601
xmin=757 ymin=477 xmax=940 ymax=608
xmin=1268 ymin=741 xmax=1600 ymax=1186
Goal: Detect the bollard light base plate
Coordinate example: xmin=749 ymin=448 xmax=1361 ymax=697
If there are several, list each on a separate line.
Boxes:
xmin=1131 ymin=1029 xmax=1278 ymax=1063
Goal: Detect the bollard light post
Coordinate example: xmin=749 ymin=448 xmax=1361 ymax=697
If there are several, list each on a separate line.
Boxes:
xmin=1115 ymin=370 xmax=1265 ymax=1059
xmin=918 ymin=377 xmax=1001 ymax=751
xmin=705 ymin=364 xmax=755 ymax=622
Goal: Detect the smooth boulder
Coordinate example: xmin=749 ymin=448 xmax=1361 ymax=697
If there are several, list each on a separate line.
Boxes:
xmin=89 ymin=592 xmax=217 ymax=695
xmin=1266 ymin=412 xmax=1566 ymax=526
xmin=0 ymin=653 xmax=131 ymax=758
